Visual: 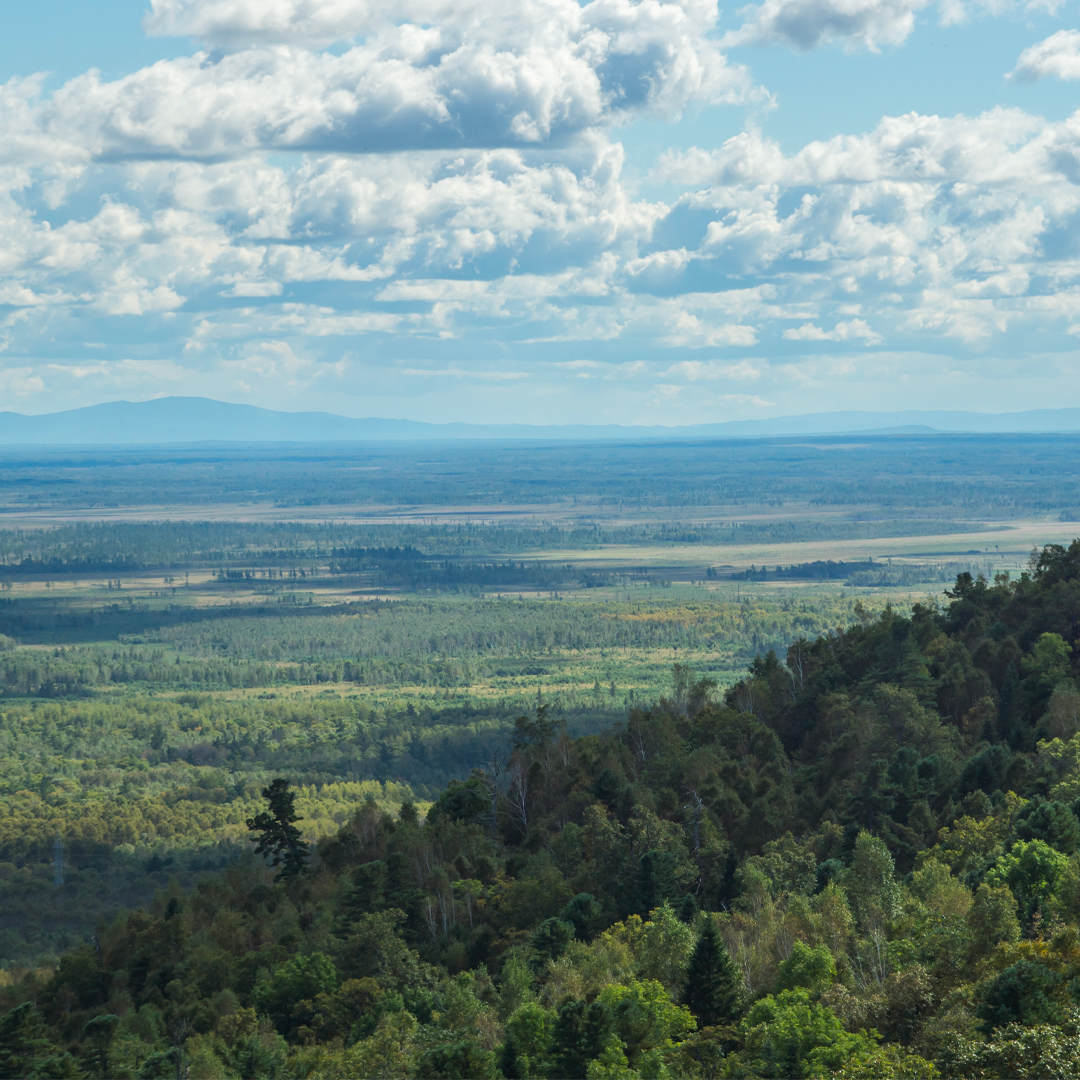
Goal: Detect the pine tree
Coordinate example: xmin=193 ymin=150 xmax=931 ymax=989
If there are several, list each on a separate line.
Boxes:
xmin=0 ymin=1003 xmax=52 ymax=1078
xmin=678 ymin=893 xmax=700 ymax=925
xmin=682 ymin=918 xmax=742 ymax=1027
xmin=528 ymin=918 xmax=574 ymax=973
xmin=336 ymin=860 xmax=387 ymax=937
xmin=634 ymin=849 xmax=679 ymax=915
xmin=550 ymin=999 xmax=609 ymax=1079
xmin=246 ymin=778 xmax=309 ymax=880
xmin=498 ymin=1035 xmax=522 ymax=1080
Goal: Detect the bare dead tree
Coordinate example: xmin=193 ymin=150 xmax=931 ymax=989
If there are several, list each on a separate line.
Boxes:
xmin=775 ymin=918 xmax=795 ymax=962
xmin=787 ymin=639 xmax=807 ymax=696
xmin=735 ymin=683 xmax=756 ymax=716
xmin=455 ymin=878 xmax=482 ymax=928
xmin=506 ymin=760 xmax=530 ymax=833
xmin=557 ymin=723 xmax=571 ymax=767
xmin=423 ymin=896 xmax=439 ymax=943
xmin=169 ymin=1018 xmax=190 ymax=1080
xmin=412 ymin=836 xmax=439 ymax=890
xmin=852 ymin=925 xmax=889 ymax=989
xmin=437 ymin=884 xmax=454 ymax=937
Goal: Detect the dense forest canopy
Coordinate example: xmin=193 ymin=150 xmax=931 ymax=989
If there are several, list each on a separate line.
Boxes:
xmin=4 ymin=542 xmax=1080 ymax=1077
xmin=0 ymin=523 xmax=994 ymax=581
xmin=0 ymin=591 xmax=879 ymax=691
xmin=0 ymin=432 xmax=1077 ymax=517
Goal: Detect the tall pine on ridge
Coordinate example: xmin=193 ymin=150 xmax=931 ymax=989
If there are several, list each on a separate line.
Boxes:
xmin=245 ymin=778 xmax=309 ymax=880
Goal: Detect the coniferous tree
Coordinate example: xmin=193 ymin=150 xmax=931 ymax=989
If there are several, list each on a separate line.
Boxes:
xmin=417 ymin=1039 xmax=496 ymax=1079
xmin=0 ymin=1004 xmax=53 ymax=1078
xmin=678 ymin=893 xmax=700 ymax=925
xmin=682 ymin=919 xmax=742 ymax=1027
xmin=82 ymin=1014 xmax=119 ymax=1078
xmin=336 ymin=860 xmax=387 ymax=936
xmin=716 ymin=849 xmax=739 ymax=908
xmin=561 ymin=892 xmax=603 ymax=941
xmin=246 ymin=778 xmax=309 ymax=880
xmin=634 ymin=849 xmax=679 ymax=915
xmin=498 ymin=1035 xmax=522 ymax=1080
xmin=550 ymin=999 xmax=609 ymax=1079
xmin=529 ymin=918 xmax=574 ymax=973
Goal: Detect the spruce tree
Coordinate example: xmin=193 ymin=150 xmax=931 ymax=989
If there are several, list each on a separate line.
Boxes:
xmin=682 ymin=918 xmax=741 ymax=1026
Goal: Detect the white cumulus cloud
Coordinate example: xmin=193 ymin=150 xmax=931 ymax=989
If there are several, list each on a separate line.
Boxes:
xmin=783 ymin=319 xmax=882 ymax=342
xmin=6 ymin=104 xmax=1080 ymax=365
xmin=14 ymin=44 xmax=679 ymax=160
xmin=646 ymin=107 xmax=1080 ymax=341
xmin=1009 ymin=29 xmax=1080 ymax=82
xmin=722 ymin=0 xmax=929 ymax=51
xmin=661 ymin=358 xmax=763 ymax=378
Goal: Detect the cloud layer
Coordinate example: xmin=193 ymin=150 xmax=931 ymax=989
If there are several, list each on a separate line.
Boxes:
xmin=7 ymin=0 xmax=748 ymax=163
xmin=1 ymin=0 xmax=1080 ymax=422
xmin=7 ymin=108 xmax=1080 ymax=361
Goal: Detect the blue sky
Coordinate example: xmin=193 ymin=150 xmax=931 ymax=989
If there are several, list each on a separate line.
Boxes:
xmin=1 ymin=0 xmax=1079 ymax=425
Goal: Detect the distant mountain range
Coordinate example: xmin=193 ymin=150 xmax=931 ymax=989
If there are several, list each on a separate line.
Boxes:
xmin=2 ymin=397 xmax=1080 ymax=444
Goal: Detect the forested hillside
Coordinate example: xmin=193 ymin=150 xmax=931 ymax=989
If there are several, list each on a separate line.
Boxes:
xmin=3 ymin=542 xmax=1080 ymax=1077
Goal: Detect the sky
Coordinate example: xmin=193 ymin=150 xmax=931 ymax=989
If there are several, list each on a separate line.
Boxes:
xmin=1 ymin=0 xmax=1080 ymax=425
